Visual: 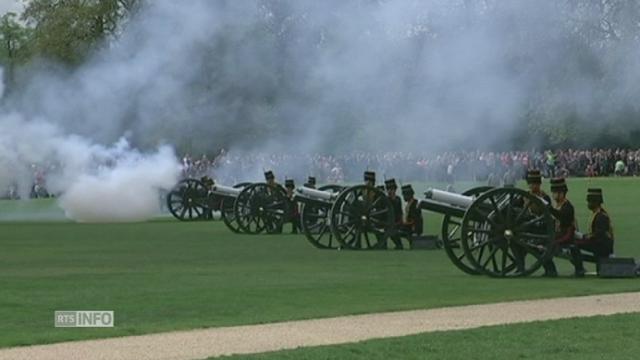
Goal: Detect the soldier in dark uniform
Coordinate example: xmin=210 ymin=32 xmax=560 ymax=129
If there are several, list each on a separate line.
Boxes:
xmin=304 ymin=176 xmax=316 ymax=189
xmin=364 ymin=171 xmax=376 ymax=187
xmin=574 ymin=188 xmax=614 ymax=273
xmin=526 ymin=170 xmax=551 ymax=204
xmin=546 ymin=177 xmax=583 ymax=277
xmin=265 ymin=170 xmax=277 ymax=188
xmin=385 ymin=179 xmax=404 ymax=250
xmin=400 ymin=184 xmax=423 ymax=236
xmin=513 ymin=170 xmax=551 ymax=273
xmin=200 ymin=176 xmax=215 ymax=219
xmin=285 ymin=179 xmax=300 ymax=234
xmin=264 ymin=170 xmax=283 ymax=234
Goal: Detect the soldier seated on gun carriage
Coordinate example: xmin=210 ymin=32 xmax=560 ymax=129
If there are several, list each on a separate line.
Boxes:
xmin=573 ymin=188 xmax=615 ymax=273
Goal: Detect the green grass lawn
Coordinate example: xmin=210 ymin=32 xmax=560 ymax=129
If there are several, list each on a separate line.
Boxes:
xmin=0 ymin=177 xmax=639 ymax=348
xmin=219 ymin=312 xmax=640 ymax=360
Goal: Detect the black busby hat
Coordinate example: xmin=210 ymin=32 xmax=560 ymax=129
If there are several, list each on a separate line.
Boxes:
xmin=200 ymin=176 xmax=214 ymax=188
xmin=364 ymin=171 xmax=376 ymax=183
xmin=587 ymin=188 xmax=603 ymax=204
xmin=264 ymin=170 xmax=275 ymax=181
xmin=526 ymin=169 xmax=542 ymax=184
xmin=285 ymin=179 xmax=295 ymax=189
xmin=384 ymin=178 xmax=397 ymax=191
xmin=307 ymin=176 xmax=316 ymax=186
xmin=401 ymin=184 xmax=414 ymax=197
xmin=550 ymin=177 xmax=568 ymax=193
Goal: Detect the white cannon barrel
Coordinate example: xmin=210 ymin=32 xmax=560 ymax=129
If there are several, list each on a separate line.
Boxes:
xmin=296 ymin=187 xmax=337 ymax=201
xmin=424 ymin=189 xmax=474 ymax=209
xmin=211 ymin=184 xmax=241 ymax=197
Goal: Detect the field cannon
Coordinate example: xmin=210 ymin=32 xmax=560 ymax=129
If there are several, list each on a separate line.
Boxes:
xmin=295 ymin=172 xmax=396 ymax=250
xmin=166 ymin=177 xmax=250 ymax=222
xmin=420 ymin=187 xmax=555 ymax=277
xmin=294 ymin=185 xmax=344 ymax=249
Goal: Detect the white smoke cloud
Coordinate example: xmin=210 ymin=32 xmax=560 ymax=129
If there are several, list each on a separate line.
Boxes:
xmin=2 ymin=0 xmax=640 ymax=220
xmin=0 ymin=109 xmax=180 ymax=222
xmin=58 ymin=145 xmax=180 ymax=222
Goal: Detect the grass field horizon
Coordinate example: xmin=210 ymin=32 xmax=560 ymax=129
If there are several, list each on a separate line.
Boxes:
xmin=1 ymin=177 xmax=639 ymax=348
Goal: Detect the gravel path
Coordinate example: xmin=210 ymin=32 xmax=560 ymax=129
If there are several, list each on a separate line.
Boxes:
xmin=2 ymin=292 xmax=639 ymax=360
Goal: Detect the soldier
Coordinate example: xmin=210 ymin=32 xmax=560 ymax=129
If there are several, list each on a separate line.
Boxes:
xmin=526 ymin=169 xmax=551 ymax=204
xmin=385 ymin=178 xmax=404 ymax=250
xmin=304 ymin=176 xmax=317 ymax=189
xmin=400 ymin=184 xmax=423 ymax=237
xmin=285 ymin=179 xmax=300 ymax=234
xmin=574 ymin=188 xmax=614 ymax=272
xmin=200 ymin=176 xmax=215 ymax=219
xmin=264 ymin=170 xmax=283 ymax=234
xmin=364 ymin=171 xmax=376 ymax=187
xmin=546 ymin=177 xmax=583 ymax=277
xmin=265 ymin=170 xmax=277 ymax=189
xmin=513 ymin=169 xmax=551 ymax=273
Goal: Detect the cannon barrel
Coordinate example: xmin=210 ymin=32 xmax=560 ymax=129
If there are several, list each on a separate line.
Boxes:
xmin=425 ymin=189 xmax=474 ymax=209
xmin=211 ymin=184 xmax=242 ymax=197
xmin=295 ymin=187 xmax=337 ymax=202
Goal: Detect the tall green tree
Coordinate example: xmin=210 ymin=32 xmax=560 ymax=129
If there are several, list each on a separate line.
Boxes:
xmin=21 ymin=0 xmax=140 ymax=65
xmin=0 ymin=12 xmax=33 ymax=90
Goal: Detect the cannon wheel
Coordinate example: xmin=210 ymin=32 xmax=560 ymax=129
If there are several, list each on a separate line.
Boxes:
xmin=441 ymin=186 xmax=493 ymax=275
xmin=301 ymin=185 xmax=346 ymax=249
xmin=220 ymin=182 xmax=252 ymax=233
xmin=330 ymin=185 xmax=394 ymax=250
xmin=166 ymin=178 xmax=210 ymax=221
xmin=461 ymin=187 xmax=554 ymax=277
xmin=234 ymin=183 xmax=290 ymax=235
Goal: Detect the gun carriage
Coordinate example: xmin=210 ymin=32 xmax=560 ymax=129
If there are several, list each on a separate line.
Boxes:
xmin=420 ymin=187 xmax=555 ymax=277
xmin=166 ymin=178 xmax=251 ymax=223
xmin=295 ymin=184 xmax=395 ymax=250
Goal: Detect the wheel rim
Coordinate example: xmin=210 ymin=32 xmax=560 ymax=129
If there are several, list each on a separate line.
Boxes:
xmin=461 ymin=187 xmax=554 ymax=277
xmin=441 ymin=186 xmax=493 ymax=275
xmin=330 ymin=185 xmax=394 ymax=250
xmin=166 ymin=179 xmax=209 ymax=221
xmin=301 ymin=184 xmax=344 ymax=249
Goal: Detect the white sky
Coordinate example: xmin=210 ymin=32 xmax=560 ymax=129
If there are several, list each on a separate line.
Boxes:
xmin=0 ymin=0 xmax=23 ymax=16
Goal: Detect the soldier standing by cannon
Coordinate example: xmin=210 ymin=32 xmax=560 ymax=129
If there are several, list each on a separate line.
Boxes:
xmin=574 ymin=188 xmax=615 ymax=272
xmin=304 ymin=176 xmax=317 ymax=189
xmin=264 ymin=170 xmax=284 ymax=234
xmin=546 ymin=177 xmax=584 ymax=277
xmin=512 ymin=170 xmax=551 ymax=273
xmin=400 ymin=184 xmax=423 ymax=237
xmin=385 ymin=178 xmax=404 ymax=250
xmin=285 ymin=179 xmax=300 ymax=234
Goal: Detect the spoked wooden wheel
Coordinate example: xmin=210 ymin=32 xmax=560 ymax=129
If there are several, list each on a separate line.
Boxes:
xmin=300 ymin=185 xmax=344 ymax=249
xmin=461 ymin=187 xmax=554 ymax=277
xmin=329 ymin=185 xmax=394 ymax=250
xmin=235 ymin=183 xmax=290 ymax=235
xmin=166 ymin=179 xmax=210 ymax=221
xmin=441 ymin=186 xmax=493 ymax=275
xmin=220 ymin=182 xmax=251 ymax=233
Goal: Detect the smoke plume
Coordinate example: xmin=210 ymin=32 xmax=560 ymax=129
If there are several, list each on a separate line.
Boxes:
xmin=2 ymin=0 xmax=640 ymax=219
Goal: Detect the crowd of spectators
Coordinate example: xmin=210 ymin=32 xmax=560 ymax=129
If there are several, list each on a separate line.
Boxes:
xmin=182 ymin=148 xmax=640 ymax=185
xmin=4 ymin=148 xmax=640 ymax=199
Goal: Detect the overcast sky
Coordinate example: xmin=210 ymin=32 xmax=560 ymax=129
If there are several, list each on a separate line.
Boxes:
xmin=0 ymin=0 xmax=22 ymax=16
